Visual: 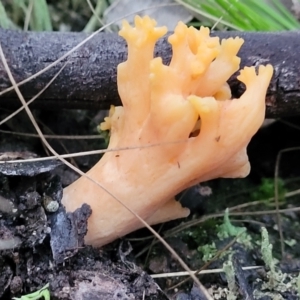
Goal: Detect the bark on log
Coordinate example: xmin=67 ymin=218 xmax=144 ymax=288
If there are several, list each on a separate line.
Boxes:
xmin=0 ymin=29 xmax=300 ymax=118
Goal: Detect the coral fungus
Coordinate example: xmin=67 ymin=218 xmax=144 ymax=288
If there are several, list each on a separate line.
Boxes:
xmin=62 ymin=16 xmax=273 ymax=247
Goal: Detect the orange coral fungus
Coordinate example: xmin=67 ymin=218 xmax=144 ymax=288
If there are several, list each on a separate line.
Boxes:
xmin=62 ymin=16 xmax=273 ymax=247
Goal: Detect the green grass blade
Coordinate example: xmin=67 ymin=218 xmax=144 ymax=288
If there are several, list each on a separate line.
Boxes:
xmin=0 ymin=1 xmax=14 ymax=29
xmin=175 ymin=0 xmax=244 ymax=30
xmin=179 ymin=0 xmax=300 ymax=31
xmin=30 ymin=0 xmax=52 ymax=31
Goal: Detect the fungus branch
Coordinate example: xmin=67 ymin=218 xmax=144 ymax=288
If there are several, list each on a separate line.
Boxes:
xmin=62 ymin=16 xmax=273 ymax=247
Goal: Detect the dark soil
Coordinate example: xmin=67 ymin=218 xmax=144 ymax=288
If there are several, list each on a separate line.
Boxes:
xmin=0 ymin=150 xmax=167 ymax=300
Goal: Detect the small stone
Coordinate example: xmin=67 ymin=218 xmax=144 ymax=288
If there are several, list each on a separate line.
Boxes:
xmin=10 ymin=276 xmax=23 ymax=294
xmin=43 ymin=195 xmax=59 ymax=213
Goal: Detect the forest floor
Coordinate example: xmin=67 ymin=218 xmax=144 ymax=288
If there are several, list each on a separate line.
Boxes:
xmin=1 ymin=109 xmax=300 ymax=300
xmin=1 ymin=1 xmax=300 ymax=299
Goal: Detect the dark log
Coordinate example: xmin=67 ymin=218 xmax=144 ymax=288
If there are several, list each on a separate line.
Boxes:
xmin=0 ymin=29 xmax=300 ymax=118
